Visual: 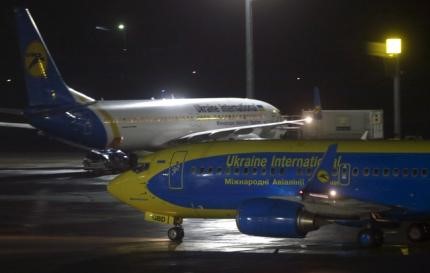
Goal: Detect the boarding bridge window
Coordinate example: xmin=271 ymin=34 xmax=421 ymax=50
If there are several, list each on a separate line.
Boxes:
xmin=383 ymin=168 xmax=390 ymax=177
xmin=372 ymin=168 xmax=380 ymax=176
xmin=352 ymin=167 xmax=359 ymax=176
xmin=402 ymin=168 xmax=409 ymax=177
xmin=421 ymin=168 xmax=428 ymax=177
xmin=363 ymin=168 xmax=370 ymax=176
xmin=412 ymin=168 xmax=419 ymax=177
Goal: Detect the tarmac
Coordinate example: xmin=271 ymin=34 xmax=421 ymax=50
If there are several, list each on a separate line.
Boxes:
xmin=0 ymin=149 xmax=429 ymax=273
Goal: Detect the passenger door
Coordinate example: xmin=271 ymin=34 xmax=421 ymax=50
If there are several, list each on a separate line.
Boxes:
xmin=338 ymin=163 xmax=351 ymax=186
xmin=169 ymin=151 xmax=187 ymax=190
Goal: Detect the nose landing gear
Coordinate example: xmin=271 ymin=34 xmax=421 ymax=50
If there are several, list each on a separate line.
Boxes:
xmin=167 ymin=217 xmax=184 ymax=242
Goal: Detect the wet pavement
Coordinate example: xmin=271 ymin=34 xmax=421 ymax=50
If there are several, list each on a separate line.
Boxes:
xmin=0 ymin=152 xmax=429 ymax=273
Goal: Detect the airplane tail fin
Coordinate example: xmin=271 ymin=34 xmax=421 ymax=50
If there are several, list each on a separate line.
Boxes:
xmin=15 ymin=9 xmax=93 ymax=108
xmin=302 ymin=144 xmax=338 ymax=196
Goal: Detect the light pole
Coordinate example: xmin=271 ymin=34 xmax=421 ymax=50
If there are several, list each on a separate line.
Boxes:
xmin=386 ymin=38 xmax=402 ymax=139
xmin=245 ymin=0 xmax=254 ymax=99
xmin=117 ymin=23 xmax=127 ymax=52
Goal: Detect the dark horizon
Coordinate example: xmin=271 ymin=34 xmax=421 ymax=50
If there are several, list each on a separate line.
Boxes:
xmin=1 ymin=0 xmax=430 ymax=138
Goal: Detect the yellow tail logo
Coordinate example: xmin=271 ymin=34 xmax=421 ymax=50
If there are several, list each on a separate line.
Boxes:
xmin=25 ymin=41 xmax=48 ymax=78
xmin=317 ymin=169 xmax=330 ymax=183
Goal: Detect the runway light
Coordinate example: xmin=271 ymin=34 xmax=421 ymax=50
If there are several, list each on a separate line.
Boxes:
xmin=386 ymin=38 xmax=401 ymax=55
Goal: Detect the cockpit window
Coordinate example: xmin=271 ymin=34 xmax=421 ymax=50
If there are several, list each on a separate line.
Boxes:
xmin=133 ymin=162 xmax=150 ymax=173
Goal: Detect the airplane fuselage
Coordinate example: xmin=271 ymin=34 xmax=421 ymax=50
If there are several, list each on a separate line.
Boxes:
xmin=27 ymin=98 xmax=280 ymax=151
xmin=109 ymin=140 xmax=430 ymax=220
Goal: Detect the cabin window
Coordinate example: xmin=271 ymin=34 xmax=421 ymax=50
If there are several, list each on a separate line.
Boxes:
xmin=261 ymin=168 xmax=267 ymax=176
xmin=352 ymin=167 xmax=359 ymax=176
xmin=234 ymin=168 xmax=240 ymax=175
xmin=252 ymin=167 xmax=258 ymax=175
xmin=199 ymin=167 xmax=205 ymax=175
xmin=216 ymin=167 xmax=222 ymax=175
xmin=383 ymin=168 xmax=390 ymax=176
xmin=402 ymin=168 xmax=409 ymax=177
xmin=279 ymin=167 xmax=285 ymax=175
xmin=243 ymin=168 xmax=249 ymax=175
xmin=421 ymin=168 xmax=428 ymax=177
xmin=306 ymin=168 xmax=313 ymax=177
xmin=372 ymin=168 xmax=380 ymax=176
xmin=270 ymin=167 xmax=275 ymax=175
xmin=225 ymin=167 xmax=231 ymax=175
xmin=296 ymin=168 xmax=303 ymax=176
xmin=412 ymin=168 xmax=419 ymax=177
xmin=363 ymin=168 xmax=369 ymax=176
xmin=207 ymin=167 xmax=213 ymax=174
xmin=392 ymin=168 xmax=399 ymax=176
xmin=191 ymin=166 xmax=196 ymax=175
xmin=332 ymin=168 xmax=338 ymax=177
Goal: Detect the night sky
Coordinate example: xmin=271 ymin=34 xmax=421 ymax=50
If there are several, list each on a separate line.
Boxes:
xmin=1 ymin=0 xmax=430 ymax=138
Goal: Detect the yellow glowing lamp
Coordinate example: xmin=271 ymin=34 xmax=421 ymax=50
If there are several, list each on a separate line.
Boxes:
xmin=386 ymin=38 xmax=402 ymax=55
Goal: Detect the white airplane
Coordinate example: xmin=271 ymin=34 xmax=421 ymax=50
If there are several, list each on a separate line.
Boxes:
xmin=1 ymin=9 xmax=310 ymax=171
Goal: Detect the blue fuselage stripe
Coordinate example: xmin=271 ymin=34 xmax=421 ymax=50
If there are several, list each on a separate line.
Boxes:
xmin=147 ymin=152 xmax=430 ymax=213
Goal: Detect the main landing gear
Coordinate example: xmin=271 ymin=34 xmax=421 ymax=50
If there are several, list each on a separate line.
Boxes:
xmin=167 ymin=217 xmax=184 ymax=242
xmin=407 ymin=223 xmax=430 ymax=242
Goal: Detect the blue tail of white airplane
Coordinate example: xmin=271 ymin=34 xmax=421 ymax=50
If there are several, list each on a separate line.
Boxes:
xmin=15 ymin=8 xmax=92 ymax=108
xmin=14 ymin=9 xmax=106 ymax=149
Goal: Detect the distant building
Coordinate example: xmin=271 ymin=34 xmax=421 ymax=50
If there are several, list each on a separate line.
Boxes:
xmin=300 ymin=110 xmax=384 ymax=140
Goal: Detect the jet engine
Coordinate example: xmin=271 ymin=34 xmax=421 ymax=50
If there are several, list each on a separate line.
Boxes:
xmin=236 ymin=198 xmax=319 ymax=238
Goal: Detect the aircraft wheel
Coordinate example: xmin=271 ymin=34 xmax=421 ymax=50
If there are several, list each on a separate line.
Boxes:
xmin=167 ymin=226 xmax=184 ymax=242
xmin=407 ymin=223 xmax=426 ymax=242
xmin=357 ymin=228 xmax=384 ymax=248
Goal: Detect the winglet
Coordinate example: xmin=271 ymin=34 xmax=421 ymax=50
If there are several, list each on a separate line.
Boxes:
xmin=312 ymin=86 xmax=322 ymax=120
xmin=302 ymin=144 xmax=338 ymax=197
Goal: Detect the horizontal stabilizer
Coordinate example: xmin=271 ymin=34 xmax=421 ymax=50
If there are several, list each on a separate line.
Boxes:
xmin=0 ymin=108 xmax=24 ymax=116
xmin=0 ymin=121 xmax=35 ymax=129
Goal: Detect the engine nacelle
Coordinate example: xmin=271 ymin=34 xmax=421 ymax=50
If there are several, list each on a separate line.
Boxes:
xmin=236 ymin=198 xmax=318 ymax=238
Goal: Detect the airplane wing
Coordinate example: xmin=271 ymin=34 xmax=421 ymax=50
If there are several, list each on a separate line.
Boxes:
xmin=0 ymin=122 xmax=35 ymax=129
xmin=167 ymin=117 xmax=312 ymax=145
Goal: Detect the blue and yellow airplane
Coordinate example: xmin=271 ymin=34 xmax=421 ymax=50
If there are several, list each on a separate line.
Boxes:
xmin=108 ymin=139 xmax=430 ymax=247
